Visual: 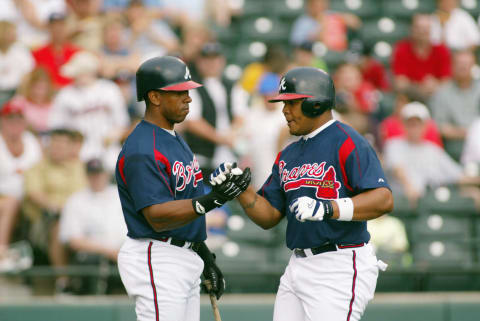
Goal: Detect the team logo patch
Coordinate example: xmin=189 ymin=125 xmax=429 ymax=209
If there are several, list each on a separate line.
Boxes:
xmin=280 ymin=161 xmax=341 ymax=199
xmin=279 ymin=77 xmax=286 ymax=91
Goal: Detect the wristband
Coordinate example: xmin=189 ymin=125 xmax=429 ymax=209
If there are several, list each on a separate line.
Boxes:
xmin=333 ymin=198 xmax=354 ymax=221
xmin=322 ymin=201 xmax=334 ymax=219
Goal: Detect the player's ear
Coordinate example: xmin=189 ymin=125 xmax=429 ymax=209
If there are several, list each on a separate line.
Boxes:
xmin=147 ymin=90 xmax=162 ymax=106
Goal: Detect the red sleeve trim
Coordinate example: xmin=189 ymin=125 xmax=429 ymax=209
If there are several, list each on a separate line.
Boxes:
xmin=336 ymin=124 xmax=359 ymax=191
xmin=274 ymin=151 xmax=282 ymax=165
xmin=153 ymin=129 xmax=174 ymax=196
xmin=118 ymin=155 xmax=127 ymax=185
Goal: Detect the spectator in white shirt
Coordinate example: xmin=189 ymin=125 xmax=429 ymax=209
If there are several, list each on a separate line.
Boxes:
xmin=461 ymin=118 xmax=480 ymax=166
xmin=431 ymin=0 xmax=480 ymax=50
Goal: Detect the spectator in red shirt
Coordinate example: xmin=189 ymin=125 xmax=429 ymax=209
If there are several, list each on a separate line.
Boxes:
xmin=32 ymin=13 xmax=80 ymax=88
xmin=358 ymin=43 xmax=390 ymax=91
xmin=379 ymin=92 xmax=443 ymax=148
xmin=392 ymin=14 xmax=452 ymax=102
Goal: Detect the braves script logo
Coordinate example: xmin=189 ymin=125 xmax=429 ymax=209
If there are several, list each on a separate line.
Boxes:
xmin=172 ymin=157 xmax=202 ymax=191
xmin=279 ymin=161 xmax=341 ymax=199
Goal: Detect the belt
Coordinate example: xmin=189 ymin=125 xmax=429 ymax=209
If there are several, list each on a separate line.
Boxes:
xmin=153 ymin=236 xmax=194 ymax=249
xmin=294 ymin=243 xmax=365 ymax=258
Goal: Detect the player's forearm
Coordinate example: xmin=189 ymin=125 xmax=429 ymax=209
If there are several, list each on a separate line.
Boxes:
xmin=142 ymin=200 xmax=200 ymax=232
xmin=237 ymin=187 xmax=283 ymax=229
xmin=331 ymin=187 xmax=393 ymax=221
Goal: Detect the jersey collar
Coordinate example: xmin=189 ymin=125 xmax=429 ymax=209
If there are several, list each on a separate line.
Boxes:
xmin=303 ymin=119 xmax=336 ymax=140
xmin=161 ymin=128 xmax=176 ymax=136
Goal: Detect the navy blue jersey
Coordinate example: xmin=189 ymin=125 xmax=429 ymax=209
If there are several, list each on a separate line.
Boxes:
xmin=259 ymin=120 xmax=390 ymax=249
xmin=115 ymin=120 xmax=206 ymax=241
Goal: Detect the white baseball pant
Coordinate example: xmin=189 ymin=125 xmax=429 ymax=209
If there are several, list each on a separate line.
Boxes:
xmin=273 ymin=243 xmax=385 ymax=321
xmin=118 ymin=237 xmax=204 ymax=321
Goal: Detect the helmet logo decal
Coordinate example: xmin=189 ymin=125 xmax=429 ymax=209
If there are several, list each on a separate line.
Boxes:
xmin=184 ymin=67 xmax=191 ymax=80
xmin=279 ymin=77 xmax=286 ymax=91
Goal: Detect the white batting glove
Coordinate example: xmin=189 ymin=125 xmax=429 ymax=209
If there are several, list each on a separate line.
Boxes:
xmin=209 ymin=162 xmax=243 ymax=186
xmin=289 ymin=196 xmax=333 ymax=222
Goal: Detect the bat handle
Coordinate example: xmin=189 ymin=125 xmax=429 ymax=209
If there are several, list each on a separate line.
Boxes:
xmin=204 ymin=280 xmax=222 ymax=321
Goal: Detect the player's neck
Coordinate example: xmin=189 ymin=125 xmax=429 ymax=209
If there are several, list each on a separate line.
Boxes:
xmin=144 ymin=112 xmax=174 ymax=131
xmin=309 ymin=110 xmax=334 ymax=133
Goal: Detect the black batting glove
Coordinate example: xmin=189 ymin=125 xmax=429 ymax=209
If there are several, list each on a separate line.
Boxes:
xmin=193 ymin=242 xmax=225 ymax=299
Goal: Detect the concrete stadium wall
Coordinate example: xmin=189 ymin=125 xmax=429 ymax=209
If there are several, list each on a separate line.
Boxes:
xmin=1 ymin=293 xmax=480 ymax=321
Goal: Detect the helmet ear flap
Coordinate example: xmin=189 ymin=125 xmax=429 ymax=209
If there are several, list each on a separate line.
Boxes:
xmin=301 ymin=95 xmax=336 ymax=118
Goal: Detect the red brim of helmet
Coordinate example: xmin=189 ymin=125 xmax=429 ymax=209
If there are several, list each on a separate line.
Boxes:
xmin=161 ymin=80 xmax=203 ymax=91
xmin=268 ymin=93 xmax=313 ymax=102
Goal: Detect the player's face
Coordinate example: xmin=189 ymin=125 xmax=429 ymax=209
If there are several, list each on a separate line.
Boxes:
xmin=282 ymin=99 xmax=317 ymax=136
xmin=159 ymin=90 xmax=192 ymax=127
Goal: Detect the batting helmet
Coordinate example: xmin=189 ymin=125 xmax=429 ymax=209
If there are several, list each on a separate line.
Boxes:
xmin=136 ymin=56 xmax=202 ymax=101
xmin=269 ymin=67 xmax=335 ymax=118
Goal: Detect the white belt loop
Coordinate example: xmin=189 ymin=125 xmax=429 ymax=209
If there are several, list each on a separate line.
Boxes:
xmin=183 ymin=241 xmax=192 ymax=249
xmin=166 ymin=237 xmax=173 ymax=245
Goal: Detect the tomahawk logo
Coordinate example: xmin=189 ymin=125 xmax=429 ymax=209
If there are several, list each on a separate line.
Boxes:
xmin=282 ymin=163 xmax=341 ymax=199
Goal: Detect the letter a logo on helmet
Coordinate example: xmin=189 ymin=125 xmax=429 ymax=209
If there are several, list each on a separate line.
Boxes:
xmin=184 ymin=67 xmax=191 ymax=80
xmin=279 ymin=77 xmax=286 ymax=91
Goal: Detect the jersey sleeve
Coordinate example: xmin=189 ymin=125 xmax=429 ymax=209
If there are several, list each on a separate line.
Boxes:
xmin=342 ymin=138 xmax=390 ymax=193
xmin=257 ymin=154 xmax=286 ymax=214
xmin=124 ymin=152 xmax=174 ymax=211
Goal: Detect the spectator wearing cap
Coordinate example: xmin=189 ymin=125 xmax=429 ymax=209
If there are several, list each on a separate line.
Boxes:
xmin=183 ymin=42 xmax=249 ymax=180
xmin=59 ymin=158 xmax=127 ymax=265
xmin=392 ymin=14 xmax=452 ymax=102
xmin=383 ymin=101 xmax=480 ymax=206
xmin=0 ymin=100 xmax=42 ymax=262
xmin=9 ymin=67 xmax=56 ymax=135
xmin=48 ymin=50 xmax=129 ymax=162
xmin=289 ymin=0 xmax=361 ymax=52
xmin=379 ymin=91 xmax=443 ymax=148
xmin=0 ymin=20 xmax=34 ymax=105
xmin=32 ymin=12 xmax=80 ymax=88
xmin=23 ymin=128 xmax=87 ymax=277
xmin=239 ymin=73 xmax=289 ymax=189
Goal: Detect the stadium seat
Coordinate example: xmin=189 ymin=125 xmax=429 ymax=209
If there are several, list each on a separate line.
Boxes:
xmin=359 ymin=18 xmax=410 ymax=46
xmin=239 ymin=17 xmax=290 ymax=43
xmin=417 ymin=186 xmax=477 ymax=215
xmin=269 ymin=0 xmax=305 ymax=20
xmin=329 ymin=0 xmax=379 ymax=19
xmin=232 ymin=41 xmax=265 ymax=67
xmin=382 ymin=0 xmax=436 ymax=19
xmin=412 ymin=239 xmax=474 ymax=268
xmin=444 ymin=139 xmax=465 ymax=163
xmin=460 ymin=0 xmax=480 ymax=17
xmin=410 ymin=213 xmax=472 ymax=241
xmin=214 ymin=241 xmax=271 ymax=271
xmin=233 ymin=0 xmax=268 ymax=18
xmin=226 ymin=214 xmax=276 ymax=245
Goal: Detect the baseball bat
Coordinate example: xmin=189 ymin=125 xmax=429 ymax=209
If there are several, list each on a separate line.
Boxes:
xmin=203 ymin=280 xmax=222 ymax=321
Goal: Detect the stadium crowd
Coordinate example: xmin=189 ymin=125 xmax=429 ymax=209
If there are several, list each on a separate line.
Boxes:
xmin=1 ymin=0 xmax=480 ymax=294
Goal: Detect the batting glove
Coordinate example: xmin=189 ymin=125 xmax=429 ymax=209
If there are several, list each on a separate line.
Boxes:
xmin=193 ymin=242 xmax=226 ymax=300
xmin=209 ymin=162 xmax=243 ymax=186
xmin=289 ymin=196 xmax=334 ymax=222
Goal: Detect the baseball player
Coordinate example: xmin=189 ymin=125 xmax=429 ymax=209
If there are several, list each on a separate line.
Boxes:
xmin=115 ymin=56 xmax=243 ymax=321
xmin=213 ymin=67 xmax=394 ymax=321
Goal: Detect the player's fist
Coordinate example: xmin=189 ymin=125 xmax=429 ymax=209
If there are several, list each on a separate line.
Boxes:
xmin=210 ymin=162 xmax=243 ymax=185
xmin=289 ymin=197 xmax=333 ymax=222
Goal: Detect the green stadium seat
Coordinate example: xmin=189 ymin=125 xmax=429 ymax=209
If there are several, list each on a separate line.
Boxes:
xmin=231 ymin=41 xmax=264 ymax=67
xmin=329 ymin=0 xmax=379 ymax=19
xmin=359 ymin=18 xmax=410 ymax=46
xmin=226 ymin=214 xmax=276 ymax=245
xmin=461 ymin=0 xmax=480 ymax=16
xmin=269 ymin=0 xmax=305 ymax=19
xmin=417 ymin=186 xmax=477 ymax=215
xmin=412 ymin=239 xmax=474 ymax=268
xmin=214 ymin=241 xmax=270 ymax=271
xmin=234 ymin=0 xmax=268 ymax=18
xmin=239 ymin=17 xmax=290 ymax=43
xmin=382 ymin=0 xmax=436 ymax=19
xmin=410 ymin=213 xmax=472 ymax=240
xmin=444 ymin=139 xmax=465 ymax=163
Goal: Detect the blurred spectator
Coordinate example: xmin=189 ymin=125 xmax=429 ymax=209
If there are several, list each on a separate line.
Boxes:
xmin=380 ymin=97 xmax=443 ymax=148
xmin=99 ymin=13 xmax=140 ymax=80
xmin=32 ymin=12 xmax=80 ymax=88
xmin=102 ymin=0 xmax=163 ymax=11
xmin=356 ymin=43 xmax=390 ymax=91
xmin=10 ymin=67 xmax=56 ymax=134
xmin=429 ymin=50 xmax=480 ymax=141
xmin=333 ymin=63 xmax=378 ymax=134
xmin=23 ymin=128 xmax=86 ymax=274
xmin=184 ymin=42 xmax=249 ymax=178
xmin=180 ymin=21 xmax=213 ymax=77
xmin=392 ymin=14 xmax=451 ymax=102
xmin=48 ymin=51 xmax=129 ymax=161
xmin=0 ymin=0 xmax=66 ymax=48
xmin=124 ymin=0 xmax=179 ymax=61
xmin=461 ymin=117 xmax=480 ymax=165
xmin=431 ymin=0 xmax=480 ymax=50
xmin=290 ymin=41 xmax=328 ymax=71
xmin=0 ymin=20 xmax=34 ymax=106
xmin=0 ymin=101 xmax=42 ymax=262
xmin=240 ymin=45 xmax=288 ymax=95
xmin=239 ymin=73 xmax=288 ymax=189
xmin=384 ymin=102 xmax=480 ymax=206
xmin=290 ymin=0 xmax=361 ymax=52
xmin=59 ymin=158 xmax=127 ymax=263
xmin=204 ymin=205 xmax=229 ymax=251
xmin=161 ymin=0 xmax=206 ymax=26
xmin=65 ymin=0 xmax=104 ymax=52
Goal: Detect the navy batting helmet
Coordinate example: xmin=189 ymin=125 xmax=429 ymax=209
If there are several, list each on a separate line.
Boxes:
xmin=269 ymin=67 xmax=335 ymax=117
xmin=136 ymin=56 xmax=202 ymax=101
